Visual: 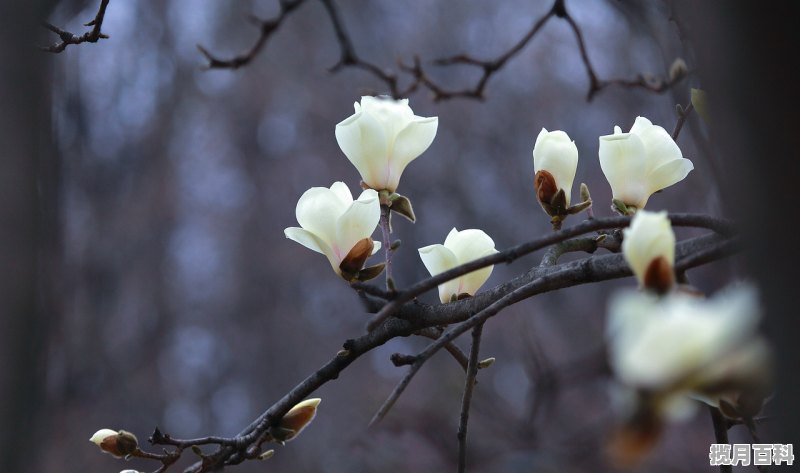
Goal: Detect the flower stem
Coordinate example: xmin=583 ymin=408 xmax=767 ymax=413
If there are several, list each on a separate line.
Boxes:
xmin=379 ymin=204 xmax=394 ymax=290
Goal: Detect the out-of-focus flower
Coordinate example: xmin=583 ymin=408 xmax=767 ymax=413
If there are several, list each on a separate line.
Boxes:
xmin=275 ymin=398 xmax=321 ymax=442
xmin=607 ymin=285 xmax=770 ymax=419
xmin=335 ymin=96 xmax=438 ymax=192
xmin=284 ymin=182 xmax=382 ymax=280
xmin=90 ymin=429 xmax=139 ymax=458
xmin=533 ymin=128 xmax=579 ymax=207
xmin=599 ymin=116 xmax=694 ymax=213
xmin=622 ymin=210 xmax=675 ymax=293
xmin=418 ymin=228 xmax=498 ymax=303
xmin=605 ymin=285 xmax=770 ymax=466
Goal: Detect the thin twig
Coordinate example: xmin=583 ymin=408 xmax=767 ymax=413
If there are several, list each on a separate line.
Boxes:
xmin=40 ymin=0 xmax=110 ymax=53
xmin=379 ymin=204 xmax=395 ymax=290
xmin=414 ymin=327 xmax=469 ymax=370
xmin=709 ymin=406 xmax=732 ymax=473
xmin=457 ymin=323 xmax=484 ymax=473
xmin=672 ymin=102 xmax=694 ymax=140
xmin=197 ymin=0 xmax=307 ymax=69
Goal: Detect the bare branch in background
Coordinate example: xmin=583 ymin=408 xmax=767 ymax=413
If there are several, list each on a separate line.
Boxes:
xmin=457 ymin=323 xmax=485 ymax=473
xmin=196 ymin=0 xmax=683 ymax=102
xmin=40 ymin=0 xmax=110 ymax=53
xmin=197 ymin=0 xmax=308 ymax=69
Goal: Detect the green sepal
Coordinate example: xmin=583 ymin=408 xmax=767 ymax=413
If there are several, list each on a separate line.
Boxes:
xmin=389 ymin=194 xmax=416 ymax=222
xmin=355 ymin=263 xmax=386 ymax=282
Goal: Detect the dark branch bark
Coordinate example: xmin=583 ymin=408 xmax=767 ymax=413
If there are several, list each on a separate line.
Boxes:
xmin=40 ymin=0 xmax=110 ymax=53
xmin=142 ymin=218 xmax=733 ymax=472
xmin=457 ymin=323 xmax=484 ymax=473
xmin=197 ymin=0 xmax=307 ymax=69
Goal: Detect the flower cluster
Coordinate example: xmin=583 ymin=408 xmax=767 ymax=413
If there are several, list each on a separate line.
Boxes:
xmin=285 ymin=96 xmax=498 ymax=300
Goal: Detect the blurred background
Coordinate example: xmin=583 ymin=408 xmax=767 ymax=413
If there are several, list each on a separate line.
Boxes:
xmin=1 ymin=1 xmax=797 ymax=472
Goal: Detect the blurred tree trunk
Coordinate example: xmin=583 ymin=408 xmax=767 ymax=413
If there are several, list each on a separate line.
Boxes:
xmin=0 ymin=1 xmax=54 ymax=471
xmin=673 ymin=0 xmax=800 ymax=446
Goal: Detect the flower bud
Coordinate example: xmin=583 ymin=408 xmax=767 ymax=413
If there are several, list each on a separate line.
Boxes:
xmin=418 ymin=228 xmax=498 ymax=303
xmin=532 ymin=128 xmax=578 ymax=209
xmin=89 ymin=429 xmax=138 ymax=458
xmin=335 ymin=96 xmax=438 ymax=192
xmin=277 ymin=398 xmax=321 ymax=442
xmin=599 ymin=117 xmax=693 ymax=211
xmin=622 ymin=210 xmax=675 ymax=293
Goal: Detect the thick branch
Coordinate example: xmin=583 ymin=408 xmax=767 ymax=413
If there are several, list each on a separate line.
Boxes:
xmin=177 ymin=226 xmax=734 ymax=471
xmin=41 ymin=0 xmax=110 ymax=53
xmin=366 ymin=213 xmax=733 ymax=331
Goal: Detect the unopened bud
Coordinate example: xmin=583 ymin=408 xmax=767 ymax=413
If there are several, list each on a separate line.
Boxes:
xmin=669 ymin=58 xmax=688 ymax=82
xmin=478 ymin=357 xmax=496 ymax=369
xmin=90 ymin=429 xmax=139 ymax=458
xmin=258 ymin=449 xmax=275 ymax=460
xmin=277 ymin=398 xmax=321 ymax=442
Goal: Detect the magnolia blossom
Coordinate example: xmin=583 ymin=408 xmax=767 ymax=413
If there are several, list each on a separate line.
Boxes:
xmin=622 ymin=210 xmax=675 ymax=293
xmin=284 ymin=182 xmax=381 ymax=277
xmin=599 ymin=116 xmax=694 ymax=210
xmin=606 ymin=285 xmax=769 ymax=420
xmin=533 ymin=128 xmax=579 ymax=206
xmin=335 ymin=96 xmax=438 ymax=192
xmin=419 ymin=228 xmax=498 ymax=303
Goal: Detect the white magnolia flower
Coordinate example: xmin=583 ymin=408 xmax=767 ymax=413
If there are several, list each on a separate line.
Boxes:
xmin=622 ymin=210 xmax=675 ymax=292
xmin=533 ymin=128 xmax=579 ymax=206
xmin=599 ymin=116 xmax=694 ymax=210
xmin=335 ymin=96 xmax=438 ymax=192
xmin=419 ymin=228 xmax=498 ymax=303
xmin=284 ymin=182 xmax=381 ymax=276
xmin=606 ymin=285 xmax=768 ymax=420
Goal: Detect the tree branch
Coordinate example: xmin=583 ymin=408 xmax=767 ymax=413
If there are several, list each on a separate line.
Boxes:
xmin=197 ymin=0 xmax=683 ymax=102
xmin=364 ymin=231 xmax=734 ymax=431
xmin=40 ymin=0 xmax=110 ymax=53
xmin=137 ymin=218 xmax=733 ymax=472
xmin=366 ymin=213 xmax=733 ymax=331
xmin=197 ymin=0 xmax=307 ymax=69
xmin=457 ymin=323 xmax=484 ymax=473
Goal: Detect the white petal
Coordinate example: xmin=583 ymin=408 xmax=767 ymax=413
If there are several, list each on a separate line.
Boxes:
xmin=646 ymin=158 xmax=694 ymax=196
xmin=371 ymin=241 xmax=382 ymax=255
xmin=295 ymin=187 xmax=347 ymax=247
xmin=386 ymin=116 xmax=438 ymax=191
xmin=418 ymin=244 xmax=460 ymax=303
xmin=329 ymin=181 xmax=354 ymax=206
xmin=630 ymin=116 xmax=683 ymax=173
xmin=335 ymin=194 xmax=381 ymax=261
xmin=442 ymin=228 xmax=497 ymax=297
xmin=284 ymin=227 xmax=339 ymax=272
xmin=444 ymin=229 xmax=496 ymax=266
xmin=90 ymin=429 xmax=118 ymax=445
xmin=361 ymin=96 xmax=414 ymax=137
xmin=335 ymin=110 xmax=389 ymax=189
xmin=532 ymin=128 xmax=549 ymax=159
xmin=598 ymin=132 xmax=648 ymax=207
